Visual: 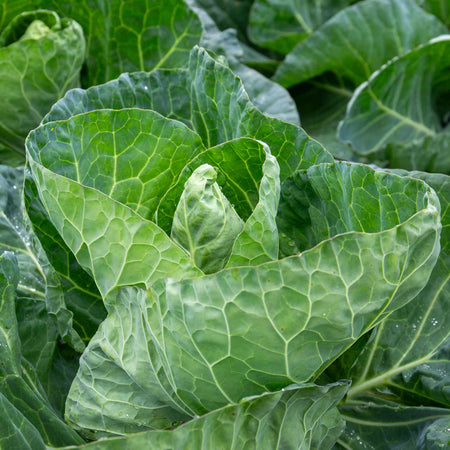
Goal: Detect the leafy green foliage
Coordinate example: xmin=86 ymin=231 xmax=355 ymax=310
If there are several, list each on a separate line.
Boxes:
xmin=0 ymin=1 xmax=448 ymax=448
xmin=0 ymin=10 xmax=84 ymax=156
xmin=0 ymin=252 xmax=83 ymax=447
xmin=339 ymin=37 xmax=450 ymax=163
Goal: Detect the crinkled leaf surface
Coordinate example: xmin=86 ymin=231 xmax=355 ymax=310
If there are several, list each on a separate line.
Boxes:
xmin=64 ymin=382 xmax=348 ymax=447
xmin=43 ymin=46 xmax=331 ymax=180
xmin=0 ymin=10 xmax=84 ymax=155
xmin=62 ymin=162 xmax=441 ymax=436
xmin=337 ymin=397 xmax=450 ymax=449
xmin=274 ymin=0 xmax=447 ymax=88
xmin=330 ymin=171 xmax=450 ymax=407
xmin=248 ymin=0 xmax=355 ymax=55
xmin=339 ymin=36 xmax=450 ymax=158
xmin=0 ymin=252 xmax=83 ymax=447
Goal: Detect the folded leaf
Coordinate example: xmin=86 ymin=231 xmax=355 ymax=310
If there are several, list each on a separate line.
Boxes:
xmin=171 ymin=164 xmax=245 ymax=273
xmin=27 ymin=108 xmax=203 ymax=298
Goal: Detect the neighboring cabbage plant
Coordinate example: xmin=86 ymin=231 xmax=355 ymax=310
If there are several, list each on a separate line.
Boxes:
xmin=21 ymin=47 xmax=442 ymax=447
xmin=0 ymin=10 xmax=85 ymax=158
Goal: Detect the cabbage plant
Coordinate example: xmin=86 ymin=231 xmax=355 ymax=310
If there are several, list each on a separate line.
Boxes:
xmin=0 ymin=9 xmax=84 ymax=157
xmin=18 ymin=47 xmax=442 ymax=447
xmin=0 ymin=0 xmax=448 ymax=448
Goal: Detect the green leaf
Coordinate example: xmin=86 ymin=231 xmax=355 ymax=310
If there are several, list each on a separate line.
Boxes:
xmin=226 ymin=143 xmax=280 ymax=267
xmin=41 ymin=0 xmax=202 ymax=87
xmin=63 ymin=162 xmax=441 ymax=436
xmin=0 ymin=252 xmax=20 ymax=376
xmin=188 ymin=0 xmax=253 ymax=41
xmin=24 ymin=173 xmax=106 ymax=343
xmin=0 ymin=252 xmax=84 ymax=447
xmin=332 ymin=171 xmax=450 ymax=407
xmin=291 ymin=73 xmax=355 ymax=160
xmin=44 ymin=46 xmax=332 ymax=180
xmin=190 ymin=4 xmax=301 ymax=125
xmin=0 ymin=144 xmax=25 ymax=167
xmin=171 ymin=164 xmax=244 ymax=274
xmin=417 ymin=0 xmax=450 ymax=26
xmin=385 ymin=131 xmax=450 ymax=175
xmin=0 ymin=10 xmax=85 ymax=154
xmin=27 ymin=108 xmax=203 ymax=298
xmin=339 ymin=36 xmax=450 ymax=158
xmin=248 ymin=0 xmax=355 ymax=54
xmin=0 ymin=165 xmax=83 ymax=373
xmin=66 ymin=382 xmax=348 ymax=447
xmin=274 ymin=0 xmax=447 ymax=88
xmin=338 ymin=397 xmax=450 ymax=449
xmin=0 ymin=392 xmax=46 ymax=450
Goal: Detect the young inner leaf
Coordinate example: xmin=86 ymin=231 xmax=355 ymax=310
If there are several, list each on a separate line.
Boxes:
xmin=171 ymin=164 xmax=244 ymax=274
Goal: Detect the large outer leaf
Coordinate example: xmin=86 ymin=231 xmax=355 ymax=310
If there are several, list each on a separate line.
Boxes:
xmin=339 ymin=37 xmax=450 ymax=157
xmin=331 ymin=171 xmax=450 ymax=407
xmin=43 ymin=47 xmax=331 ymax=180
xmin=248 ymin=0 xmax=355 ymax=54
xmin=0 ymin=10 xmax=84 ymax=154
xmin=337 ymin=397 xmax=450 ymax=449
xmin=274 ymin=0 xmax=447 ymax=88
xmin=0 ymin=252 xmax=83 ymax=447
xmin=64 ymin=162 xmax=441 ymax=436
xmin=66 ymin=382 xmax=348 ymax=447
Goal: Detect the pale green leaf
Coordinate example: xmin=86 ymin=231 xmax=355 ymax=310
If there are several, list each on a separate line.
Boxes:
xmin=171 ymin=164 xmax=244 ymax=274
xmin=66 ymin=382 xmax=348 ymax=448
